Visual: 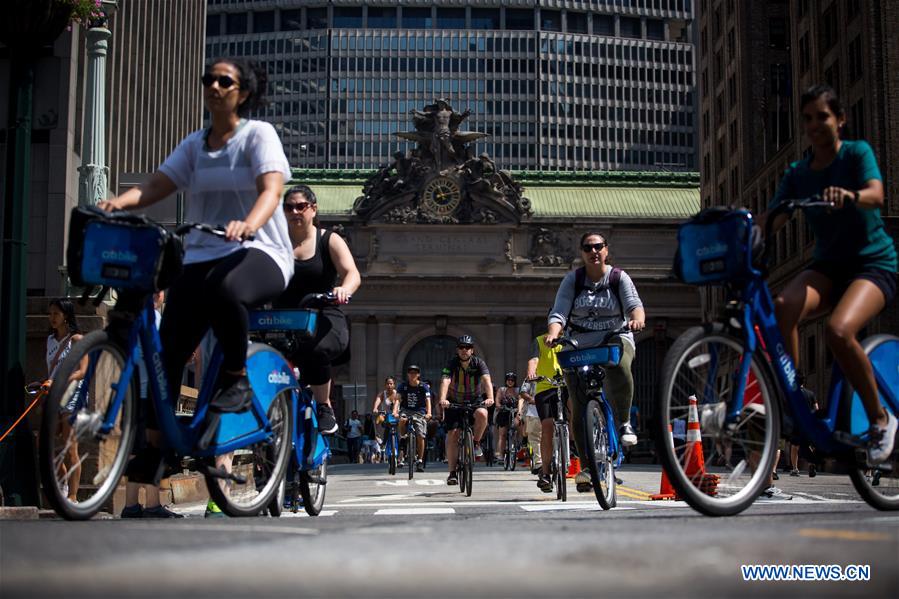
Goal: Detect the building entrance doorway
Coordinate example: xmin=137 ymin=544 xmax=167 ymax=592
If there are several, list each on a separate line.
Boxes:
xmin=402 ymin=335 xmax=456 ymax=390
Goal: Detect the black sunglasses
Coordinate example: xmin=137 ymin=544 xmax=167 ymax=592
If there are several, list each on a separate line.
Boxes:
xmin=457 ymin=345 xmax=474 ymax=350
xmin=201 ymin=74 xmax=240 ymax=89
xmin=582 ymin=242 xmax=607 ymax=253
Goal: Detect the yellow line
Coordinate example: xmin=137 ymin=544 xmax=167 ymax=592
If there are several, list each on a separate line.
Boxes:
xmin=617 ymin=485 xmax=652 ymax=500
xmin=798 ymin=528 xmax=893 ymax=542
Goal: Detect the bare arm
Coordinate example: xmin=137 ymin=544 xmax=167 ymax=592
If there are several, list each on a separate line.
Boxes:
xmin=627 ymin=307 xmax=646 ymax=332
xmin=328 ymin=232 xmax=361 ymax=304
xmin=525 ymin=357 xmax=538 ymax=381
xmin=224 ymin=171 xmax=284 ymax=241
xmin=481 ymin=374 xmax=494 ymax=406
xmin=98 ymin=171 xmax=177 ymax=212
xmin=438 ymin=377 xmax=451 ymax=407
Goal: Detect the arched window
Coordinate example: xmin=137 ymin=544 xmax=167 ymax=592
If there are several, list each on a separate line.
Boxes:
xmin=402 ymin=335 xmax=456 ymax=390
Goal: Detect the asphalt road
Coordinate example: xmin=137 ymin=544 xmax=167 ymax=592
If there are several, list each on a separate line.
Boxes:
xmin=2 ymin=462 xmax=897 ymax=598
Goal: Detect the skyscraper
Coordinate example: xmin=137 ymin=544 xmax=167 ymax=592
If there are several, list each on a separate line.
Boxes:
xmin=206 ymin=0 xmax=698 ymax=171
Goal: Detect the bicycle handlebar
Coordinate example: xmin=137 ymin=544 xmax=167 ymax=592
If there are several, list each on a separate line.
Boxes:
xmin=298 ymin=292 xmax=348 ymax=309
xmin=528 ymin=375 xmax=566 ymax=387
xmin=174 ymin=222 xmax=256 ymax=242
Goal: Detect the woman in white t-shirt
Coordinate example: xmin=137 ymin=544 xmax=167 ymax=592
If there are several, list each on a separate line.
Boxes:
xmin=99 ymin=58 xmax=293 ymax=416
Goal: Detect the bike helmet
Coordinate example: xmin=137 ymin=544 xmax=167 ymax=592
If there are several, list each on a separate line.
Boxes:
xmin=457 ymin=335 xmax=475 ymax=347
xmin=407 ymin=364 xmax=421 ymax=372
xmin=504 ymin=372 xmax=517 ymax=381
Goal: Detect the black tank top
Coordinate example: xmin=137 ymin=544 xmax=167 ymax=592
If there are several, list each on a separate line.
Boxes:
xmin=275 ymin=229 xmax=337 ymax=307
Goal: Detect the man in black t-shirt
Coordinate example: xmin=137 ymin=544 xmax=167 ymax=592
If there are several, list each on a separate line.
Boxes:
xmin=437 ymin=335 xmax=495 ymax=485
xmin=395 ymin=365 xmax=432 ymax=472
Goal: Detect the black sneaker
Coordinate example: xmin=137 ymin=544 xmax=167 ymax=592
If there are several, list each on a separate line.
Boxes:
xmin=120 ymin=504 xmax=143 ymax=519
xmin=143 ymin=505 xmax=184 ymax=519
xmin=808 ymin=463 xmax=817 ymax=478
xmin=446 ymin=472 xmax=458 ymax=485
xmin=415 ymin=460 xmax=425 ymax=472
xmin=537 ymin=473 xmax=553 ymax=493
xmin=210 ymin=375 xmax=254 ymax=413
xmin=316 ymin=403 xmax=338 ymax=435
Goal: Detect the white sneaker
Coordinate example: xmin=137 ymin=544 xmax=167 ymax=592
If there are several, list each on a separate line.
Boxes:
xmin=867 ymin=410 xmax=898 ymax=465
xmin=474 ymin=445 xmax=483 ymax=458
xmin=758 ymin=485 xmax=792 ymax=500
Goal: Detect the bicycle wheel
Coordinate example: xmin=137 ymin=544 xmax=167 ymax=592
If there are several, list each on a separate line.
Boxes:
xmin=463 ymin=428 xmax=474 ymax=497
xmin=841 ymin=335 xmax=899 ymax=510
xmin=581 ymin=398 xmax=616 ymax=509
xmin=558 ymin=424 xmax=570 ymax=502
xmin=656 ymin=324 xmax=780 ymax=516
xmin=299 ymin=456 xmax=328 ymax=516
xmin=39 ymin=331 xmax=137 ymax=520
xmin=408 ymin=428 xmax=417 ymax=480
xmin=205 ymin=388 xmax=292 ymax=517
xmin=508 ymin=428 xmax=517 ymax=471
xmin=268 ymin=475 xmax=285 ymax=517
xmin=388 ymin=433 xmax=397 ymax=475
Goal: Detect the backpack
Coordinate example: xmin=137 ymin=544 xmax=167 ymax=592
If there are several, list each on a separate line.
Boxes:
xmin=572 ymin=266 xmax=625 ymax=321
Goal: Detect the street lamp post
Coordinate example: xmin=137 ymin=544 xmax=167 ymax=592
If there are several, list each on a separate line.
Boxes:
xmin=78 ymin=2 xmax=118 ymax=206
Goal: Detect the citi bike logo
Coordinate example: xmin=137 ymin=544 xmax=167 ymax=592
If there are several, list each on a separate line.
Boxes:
xmin=102 ymin=249 xmax=139 ymax=263
xmin=566 ymin=352 xmax=594 ymax=365
xmin=258 ymin=314 xmax=295 ymax=327
xmin=267 ymin=370 xmax=291 ymax=385
xmin=775 ymin=343 xmax=797 ymax=390
xmin=152 ymin=351 xmax=166 ymax=398
xmin=695 ymin=242 xmax=728 ymax=257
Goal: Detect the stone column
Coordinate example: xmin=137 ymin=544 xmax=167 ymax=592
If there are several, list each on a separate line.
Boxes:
xmin=349 ymin=318 xmax=368 ymax=413
xmin=78 ymin=22 xmax=112 ymax=206
xmin=516 ymin=319 xmax=534 ymax=374
xmin=377 ymin=317 xmax=396 ymax=378
xmin=486 ymin=318 xmax=504 ymax=377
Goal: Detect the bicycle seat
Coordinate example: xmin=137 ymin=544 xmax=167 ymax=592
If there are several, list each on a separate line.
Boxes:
xmin=558 ymin=344 xmax=622 ymax=369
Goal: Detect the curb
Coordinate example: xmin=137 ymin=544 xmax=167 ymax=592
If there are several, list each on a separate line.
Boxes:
xmin=0 ymin=506 xmax=39 ymax=520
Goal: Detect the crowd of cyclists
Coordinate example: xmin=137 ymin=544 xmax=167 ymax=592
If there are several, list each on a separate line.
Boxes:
xmin=35 ymin=53 xmax=895 ymax=519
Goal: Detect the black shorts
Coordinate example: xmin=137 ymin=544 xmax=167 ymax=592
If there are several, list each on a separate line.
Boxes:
xmin=808 ymin=262 xmax=898 ymax=305
xmin=444 ymin=405 xmax=478 ymax=431
xmin=535 ymin=388 xmax=567 ymax=421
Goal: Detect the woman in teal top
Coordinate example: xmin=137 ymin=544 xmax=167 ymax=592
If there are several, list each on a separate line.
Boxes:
xmin=767 ymin=85 xmax=897 ymax=465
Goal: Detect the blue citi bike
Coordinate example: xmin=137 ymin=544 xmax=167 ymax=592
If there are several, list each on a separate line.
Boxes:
xmin=656 ymin=197 xmax=899 ymax=516
xmin=248 ymin=294 xmax=335 ymax=517
xmin=379 ymin=411 xmax=401 ymax=475
xmin=555 ymin=335 xmax=626 ymax=510
xmin=39 ymin=208 xmax=293 ymax=519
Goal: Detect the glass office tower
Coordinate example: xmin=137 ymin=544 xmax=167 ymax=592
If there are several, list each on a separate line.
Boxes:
xmin=206 ymin=1 xmax=696 ymax=171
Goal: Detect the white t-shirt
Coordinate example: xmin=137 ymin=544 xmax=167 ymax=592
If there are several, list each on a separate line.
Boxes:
xmin=158 ymin=119 xmax=294 ymax=286
xmin=347 ymin=418 xmax=364 ymax=439
xmin=46 ymin=334 xmax=73 ymax=379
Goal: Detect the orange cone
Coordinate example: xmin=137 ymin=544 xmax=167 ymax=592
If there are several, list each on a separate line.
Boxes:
xmin=566 ymin=456 xmax=580 ymax=478
xmin=684 ymin=394 xmax=719 ymax=497
xmin=651 ymin=424 xmax=678 ymax=500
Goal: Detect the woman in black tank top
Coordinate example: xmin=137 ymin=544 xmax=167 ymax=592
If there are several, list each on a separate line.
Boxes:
xmin=275 ymin=185 xmax=361 ymax=433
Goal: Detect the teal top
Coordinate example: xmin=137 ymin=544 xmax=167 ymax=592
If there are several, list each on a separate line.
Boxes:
xmin=769 ymin=140 xmax=897 ymax=273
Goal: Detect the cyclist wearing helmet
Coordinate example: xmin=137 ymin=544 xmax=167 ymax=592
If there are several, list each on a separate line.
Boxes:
xmin=438 ymin=335 xmax=495 ymax=485
xmin=394 ymin=365 xmax=432 ymax=473
xmin=494 ymin=372 xmax=520 ymax=462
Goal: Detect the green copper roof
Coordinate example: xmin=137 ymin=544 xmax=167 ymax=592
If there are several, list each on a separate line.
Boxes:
xmin=290 ymin=169 xmax=700 ymax=219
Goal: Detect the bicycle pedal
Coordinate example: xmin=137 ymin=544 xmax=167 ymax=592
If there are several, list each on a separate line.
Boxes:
xmin=198 ymin=463 xmax=247 ymax=485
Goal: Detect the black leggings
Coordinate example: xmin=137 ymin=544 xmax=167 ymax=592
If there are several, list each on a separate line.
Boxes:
xmin=160 ymin=248 xmax=284 ymax=399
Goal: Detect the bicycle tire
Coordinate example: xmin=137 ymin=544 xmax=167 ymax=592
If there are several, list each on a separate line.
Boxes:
xmin=299 ymin=456 xmax=328 ymax=516
xmin=268 ymin=476 xmax=285 ymax=517
xmin=554 ymin=431 xmax=563 ymax=500
xmin=457 ymin=435 xmax=467 ymax=494
xmin=841 ymin=334 xmax=899 ymax=511
xmin=206 ymin=386 xmax=293 ymax=518
xmin=559 ymin=424 xmax=570 ymax=502
xmin=581 ymin=398 xmax=616 ymax=509
xmin=388 ymin=431 xmax=397 ymax=475
xmin=464 ymin=428 xmax=474 ymax=497
xmin=655 ymin=324 xmax=780 ymax=517
xmin=408 ymin=426 xmax=416 ymax=480
xmin=508 ymin=428 xmax=517 ymax=471
xmin=39 ymin=331 xmax=138 ymax=520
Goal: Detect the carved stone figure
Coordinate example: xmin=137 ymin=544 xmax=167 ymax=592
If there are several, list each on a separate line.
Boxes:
xmin=529 ymin=228 xmax=569 ymax=267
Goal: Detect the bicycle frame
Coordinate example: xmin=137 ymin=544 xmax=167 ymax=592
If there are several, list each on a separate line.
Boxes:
xmin=727 ymin=272 xmax=899 ymax=454
xmin=76 ymin=295 xmax=295 ymax=458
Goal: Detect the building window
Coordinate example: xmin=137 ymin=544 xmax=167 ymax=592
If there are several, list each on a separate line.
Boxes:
xmin=280 ymin=9 xmax=301 ymax=31
xmin=727 ymin=27 xmax=735 ymax=56
xmin=846 ymin=0 xmax=860 ymax=21
xmin=403 ymin=7 xmax=431 ymax=28
xmin=333 ymin=7 xmax=362 ymax=28
xmin=253 ymin=10 xmax=274 ymax=33
xmin=593 ymin=14 xmax=613 ymax=36
xmin=225 ymin=12 xmax=248 ymax=35
xmin=850 ymin=99 xmax=865 ymax=140
xmin=436 ymin=7 xmax=465 ymax=29
xmin=470 ymin=8 xmax=500 ymax=30
xmin=567 ymin=11 xmax=588 ymax=34
xmin=647 ymin=19 xmax=664 ymax=41
xmin=307 ymin=7 xmax=327 ymax=29
xmin=506 ymin=9 xmax=534 ymax=30
xmin=620 ymin=17 xmax=642 ymax=38
xmin=206 ymin=14 xmax=220 ymax=36
xmin=799 ymin=33 xmax=810 ymax=73
xmin=848 ymin=36 xmax=864 ymax=83
xmin=367 ymin=7 xmax=396 ymax=28
xmin=541 ymin=9 xmax=562 ymax=32
xmin=824 ymin=59 xmax=840 ymax=89
xmin=768 ymin=17 xmax=788 ymax=49
xmin=820 ymin=5 xmax=839 ymax=53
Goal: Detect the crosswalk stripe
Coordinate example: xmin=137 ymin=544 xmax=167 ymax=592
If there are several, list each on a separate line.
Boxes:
xmin=520 ymin=504 xmax=635 ymax=512
xmin=374 ymin=508 xmax=456 ymax=516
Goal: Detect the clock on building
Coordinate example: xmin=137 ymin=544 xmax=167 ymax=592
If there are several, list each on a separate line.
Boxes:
xmin=420 ymin=175 xmax=462 ymax=217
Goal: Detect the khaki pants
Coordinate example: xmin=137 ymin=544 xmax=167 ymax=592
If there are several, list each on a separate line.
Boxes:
xmin=525 ymin=415 xmax=542 ymax=468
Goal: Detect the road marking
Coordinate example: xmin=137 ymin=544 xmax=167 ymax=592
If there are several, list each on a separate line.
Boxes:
xmin=519 ymin=504 xmax=635 ymax=512
xmin=374 ymin=507 xmax=456 ymax=516
xmin=792 ymin=491 xmax=831 ymax=501
xmin=617 ymin=486 xmax=652 ymax=500
xmin=798 ymin=528 xmax=893 ymax=542
xmin=118 ymin=523 xmax=318 ymax=535
xmin=278 ymin=510 xmax=338 ymax=518
xmin=340 ymin=492 xmax=424 ymax=503
xmin=375 ymin=479 xmax=446 ymax=487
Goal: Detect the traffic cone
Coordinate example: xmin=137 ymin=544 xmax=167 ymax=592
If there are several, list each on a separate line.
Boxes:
xmin=566 ymin=456 xmax=580 ymax=478
xmin=651 ymin=424 xmax=678 ymax=500
xmin=684 ymin=395 xmax=719 ymax=497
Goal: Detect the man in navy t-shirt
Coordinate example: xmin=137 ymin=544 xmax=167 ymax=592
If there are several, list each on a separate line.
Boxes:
xmin=395 ymin=365 xmax=432 ymax=472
